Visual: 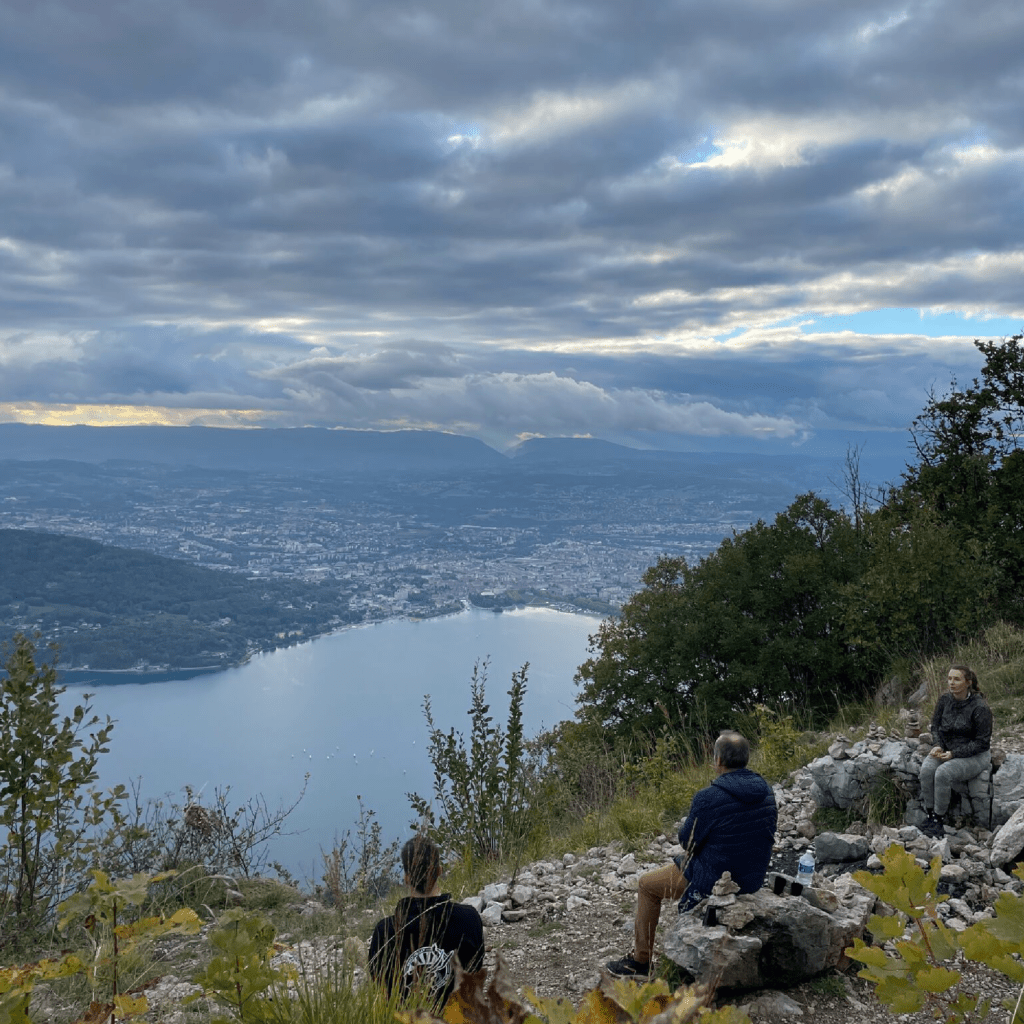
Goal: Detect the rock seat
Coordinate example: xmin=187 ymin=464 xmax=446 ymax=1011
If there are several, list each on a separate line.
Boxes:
xmin=662 ymin=875 xmax=875 ymax=990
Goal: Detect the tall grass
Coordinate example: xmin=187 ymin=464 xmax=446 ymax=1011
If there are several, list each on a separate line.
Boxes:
xmin=822 ymin=621 xmax=1024 ymax=738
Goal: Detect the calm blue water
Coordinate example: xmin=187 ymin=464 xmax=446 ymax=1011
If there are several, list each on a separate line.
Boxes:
xmin=58 ymin=607 xmax=598 ymax=884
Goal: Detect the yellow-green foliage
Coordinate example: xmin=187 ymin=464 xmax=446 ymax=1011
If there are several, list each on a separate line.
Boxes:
xmin=395 ymin=958 xmax=751 ymax=1024
xmin=847 ymin=844 xmax=1024 ymax=1023
xmin=189 ymin=908 xmax=294 ymax=1023
xmin=61 ymin=869 xmax=201 ymax=1020
xmin=0 ymin=869 xmax=201 ymax=1023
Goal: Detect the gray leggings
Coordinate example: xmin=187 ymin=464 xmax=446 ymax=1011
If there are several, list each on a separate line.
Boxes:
xmin=919 ymin=750 xmax=991 ymax=815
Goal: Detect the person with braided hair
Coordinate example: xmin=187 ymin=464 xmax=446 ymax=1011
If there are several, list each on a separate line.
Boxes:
xmin=919 ymin=665 xmax=993 ymax=837
xmin=368 ymin=835 xmax=484 ymax=1009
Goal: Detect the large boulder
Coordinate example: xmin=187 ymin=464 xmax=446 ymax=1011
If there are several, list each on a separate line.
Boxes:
xmin=994 ymin=755 xmax=1024 ymax=823
xmin=991 ymin=803 xmax=1024 ymax=869
xmin=814 ymin=831 xmax=871 ymax=865
xmin=662 ymin=875 xmax=875 ymax=990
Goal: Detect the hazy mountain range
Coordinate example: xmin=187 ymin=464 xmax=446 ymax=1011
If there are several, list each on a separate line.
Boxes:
xmin=0 ymin=423 xmax=906 ymax=487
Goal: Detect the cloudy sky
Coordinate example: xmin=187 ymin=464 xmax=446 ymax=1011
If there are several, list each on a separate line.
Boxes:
xmin=1 ymin=0 xmax=1022 ymax=465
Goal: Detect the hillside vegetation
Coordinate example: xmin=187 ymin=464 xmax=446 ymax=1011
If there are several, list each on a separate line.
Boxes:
xmin=0 ymin=529 xmax=359 ymax=668
xmin=577 ymin=332 xmax=1024 ymax=742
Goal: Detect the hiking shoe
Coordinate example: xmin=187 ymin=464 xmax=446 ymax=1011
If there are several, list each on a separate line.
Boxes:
xmin=605 ymin=955 xmax=651 ymax=978
xmin=920 ymin=812 xmax=944 ymax=838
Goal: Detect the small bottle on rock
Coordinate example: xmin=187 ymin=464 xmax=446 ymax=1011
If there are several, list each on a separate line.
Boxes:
xmin=797 ymin=849 xmax=815 ymax=888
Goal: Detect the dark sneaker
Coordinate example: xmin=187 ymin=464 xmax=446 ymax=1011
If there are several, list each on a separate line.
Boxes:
xmin=605 ymin=955 xmax=651 ymax=978
xmin=921 ymin=812 xmax=944 ymax=838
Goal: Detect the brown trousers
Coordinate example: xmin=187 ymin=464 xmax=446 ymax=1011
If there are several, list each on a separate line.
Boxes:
xmin=633 ymin=862 xmax=689 ymax=963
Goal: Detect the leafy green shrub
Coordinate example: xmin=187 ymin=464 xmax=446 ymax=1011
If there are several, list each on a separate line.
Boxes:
xmin=319 ymin=797 xmax=400 ymax=908
xmin=848 ymin=844 xmax=1024 ymax=1023
xmin=409 ymin=660 xmax=539 ymax=864
xmin=533 ymin=719 xmax=621 ymax=820
xmin=0 ymin=632 xmax=122 ymax=945
xmin=746 ymin=703 xmax=826 ymax=784
xmin=190 ymin=907 xmax=291 ymax=1022
xmin=616 ymin=730 xmax=712 ymax=830
xmin=0 ymin=869 xmax=202 ymax=1023
xmin=58 ymin=869 xmax=201 ymax=1019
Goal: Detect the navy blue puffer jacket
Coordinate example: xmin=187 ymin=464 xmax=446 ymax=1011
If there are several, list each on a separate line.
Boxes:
xmin=673 ymin=767 xmax=777 ymax=908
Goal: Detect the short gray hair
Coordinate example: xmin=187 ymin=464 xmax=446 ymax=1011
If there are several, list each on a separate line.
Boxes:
xmin=714 ymin=731 xmax=750 ymax=769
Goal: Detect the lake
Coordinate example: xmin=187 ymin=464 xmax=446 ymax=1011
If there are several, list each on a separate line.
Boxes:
xmin=58 ymin=607 xmax=599 ymax=884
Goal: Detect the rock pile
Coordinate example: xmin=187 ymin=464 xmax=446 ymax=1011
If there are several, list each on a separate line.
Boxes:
xmin=806 ymin=731 xmax=1024 ymax=828
xmin=470 ymin=760 xmax=1024 ymax=993
xmin=663 ymin=874 xmax=875 ymax=989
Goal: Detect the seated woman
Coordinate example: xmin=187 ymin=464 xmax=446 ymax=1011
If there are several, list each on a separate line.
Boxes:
xmin=368 ymin=835 xmax=484 ymax=1009
xmin=919 ymin=665 xmax=993 ymax=837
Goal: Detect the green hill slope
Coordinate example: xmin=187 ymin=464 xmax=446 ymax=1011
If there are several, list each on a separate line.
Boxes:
xmin=0 ymin=528 xmax=358 ymax=670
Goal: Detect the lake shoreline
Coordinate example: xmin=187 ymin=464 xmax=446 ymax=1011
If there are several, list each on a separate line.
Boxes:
xmin=59 ymin=603 xmax=603 ymax=686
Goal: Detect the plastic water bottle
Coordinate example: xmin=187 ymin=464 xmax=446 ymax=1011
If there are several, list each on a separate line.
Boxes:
xmin=797 ymin=849 xmax=815 ymax=888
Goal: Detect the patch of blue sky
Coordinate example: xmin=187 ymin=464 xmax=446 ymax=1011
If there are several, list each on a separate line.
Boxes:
xmin=798 ymin=308 xmax=1023 ymax=339
xmin=713 ymin=315 xmax=806 ymax=342
xmin=679 ymin=130 xmax=721 ymax=164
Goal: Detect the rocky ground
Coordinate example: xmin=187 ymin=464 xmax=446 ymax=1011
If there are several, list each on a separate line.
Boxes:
xmin=472 ymin=838 xmax=1022 ymax=1023
xmin=34 ymin=721 xmax=1024 ymax=1022
xmin=446 ymin=717 xmax=1024 ymax=1022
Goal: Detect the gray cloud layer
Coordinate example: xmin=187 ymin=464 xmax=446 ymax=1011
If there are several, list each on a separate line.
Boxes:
xmin=1 ymin=0 xmax=1022 ymax=448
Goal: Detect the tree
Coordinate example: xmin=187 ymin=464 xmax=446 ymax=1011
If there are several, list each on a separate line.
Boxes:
xmin=899 ymin=330 xmax=1024 ymax=621
xmin=408 ymin=660 xmax=538 ymax=863
xmin=0 ymin=633 xmax=121 ymax=944
xmin=841 ymin=507 xmax=997 ymax=669
xmin=908 ymin=332 xmax=1024 ymax=471
xmin=575 ymin=493 xmax=870 ymax=739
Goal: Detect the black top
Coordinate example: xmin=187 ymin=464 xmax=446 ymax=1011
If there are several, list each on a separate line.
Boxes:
xmin=931 ymin=691 xmax=992 ymax=759
xmin=368 ymin=893 xmax=484 ymax=1007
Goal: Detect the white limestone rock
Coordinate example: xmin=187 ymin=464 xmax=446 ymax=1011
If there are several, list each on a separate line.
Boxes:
xmin=991 ymin=803 xmax=1024 ymax=867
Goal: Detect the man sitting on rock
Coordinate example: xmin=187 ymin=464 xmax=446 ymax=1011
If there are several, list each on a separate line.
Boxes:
xmin=606 ymin=730 xmax=778 ymax=978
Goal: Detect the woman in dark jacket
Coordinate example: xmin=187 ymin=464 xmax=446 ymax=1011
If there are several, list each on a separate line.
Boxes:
xmin=919 ymin=664 xmax=992 ymax=837
xmin=368 ymin=835 xmax=484 ymax=1009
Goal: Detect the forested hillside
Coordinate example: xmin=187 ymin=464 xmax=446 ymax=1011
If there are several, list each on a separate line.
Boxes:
xmin=0 ymin=529 xmax=358 ymax=669
xmin=576 ymin=332 xmax=1024 ymax=738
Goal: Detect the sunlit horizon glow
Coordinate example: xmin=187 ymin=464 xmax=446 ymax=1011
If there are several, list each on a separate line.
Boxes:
xmin=0 ymin=403 xmax=276 ymax=429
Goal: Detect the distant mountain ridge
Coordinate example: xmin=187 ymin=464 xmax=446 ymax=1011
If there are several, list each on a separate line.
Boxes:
xmin=0 ymin=424 xmax=507 ymax=475
xmin=0 ymin=422 xmax=902 ymax=484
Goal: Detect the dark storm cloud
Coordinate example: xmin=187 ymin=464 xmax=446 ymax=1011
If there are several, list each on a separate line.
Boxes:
xmin=0 ymin=0 xmax=1022 ymax=443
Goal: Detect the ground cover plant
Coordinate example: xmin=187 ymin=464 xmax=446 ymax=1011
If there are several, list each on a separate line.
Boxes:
xmin=848 ymin=847 xmax=1024 ymax=1024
